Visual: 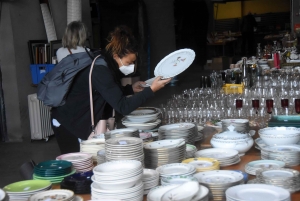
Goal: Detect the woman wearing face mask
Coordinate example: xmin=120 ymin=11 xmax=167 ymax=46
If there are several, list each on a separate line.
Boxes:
xmin=51 ymin=25 xmax=171 ymax=154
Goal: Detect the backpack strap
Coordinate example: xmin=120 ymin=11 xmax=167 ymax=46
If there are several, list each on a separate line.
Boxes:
xmin=89 ymin=55 xmax=102 ymax=133
xmin=67 ymin=48 xmax=72 ymax=54
xmin=85 ymin=47 xmax=95 ymax=60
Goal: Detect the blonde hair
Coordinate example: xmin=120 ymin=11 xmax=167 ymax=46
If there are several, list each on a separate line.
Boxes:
xmin=105 ymin=25 xmax=138 ymax=58
xmin=62 ymin=21 xmax=87 ymax=49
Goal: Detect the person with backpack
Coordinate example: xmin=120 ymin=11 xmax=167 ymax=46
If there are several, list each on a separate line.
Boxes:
xmin=56 ymin=21 xmax=89 ymax=63
xmin=50 ymin=25 xmax=171 ymax=154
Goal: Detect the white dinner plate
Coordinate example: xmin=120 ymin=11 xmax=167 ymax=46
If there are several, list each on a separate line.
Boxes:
xmin=154 ymin=49 xmax=195 ymax=78
xmin=226 ymin=184 xmax=290 ymax=201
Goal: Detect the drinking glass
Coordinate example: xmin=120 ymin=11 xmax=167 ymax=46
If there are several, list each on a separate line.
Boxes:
xmin=295 ymin=99 xmax=300 ymax=114
xmin=236 ymin=99 xmax=243 ymax=110
xmin=266 ymin=99 xmax=274 ymax=114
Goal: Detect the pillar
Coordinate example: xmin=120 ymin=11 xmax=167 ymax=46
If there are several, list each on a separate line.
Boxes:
xmin=143 ymin=0 xmax=176 ymax=77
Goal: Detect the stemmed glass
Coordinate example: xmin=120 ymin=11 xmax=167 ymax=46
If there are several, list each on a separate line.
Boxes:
xmin=295 ymin=98 xmax=300 ymax=114
xmin=250 ymin=89 xmax=259 ymax=114
xmin=265 ymin=88 xmax=275 ymax=117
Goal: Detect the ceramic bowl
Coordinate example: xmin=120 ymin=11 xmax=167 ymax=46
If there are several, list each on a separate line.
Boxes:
xmin=91 ymin=174 xmax=142 ymax=190
xmin=210 ymin=127 xmax=253 ymax=156
xmin=258 ymin=127 xmax=300 ymax=146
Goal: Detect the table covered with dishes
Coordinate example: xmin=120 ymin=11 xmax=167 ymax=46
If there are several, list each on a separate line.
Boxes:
xmin=47 ymin=126 xmax=300 ymax=201
xmin=3 ymin=49 xmax=300 ymax=201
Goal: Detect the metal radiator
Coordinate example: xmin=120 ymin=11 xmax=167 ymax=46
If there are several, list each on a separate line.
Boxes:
xmin=28 ymin=93 xmax=53 ymax=141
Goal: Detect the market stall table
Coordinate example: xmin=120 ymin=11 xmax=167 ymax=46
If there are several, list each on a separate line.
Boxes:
xmin=52 ymin=127 xmax=300 ymax=201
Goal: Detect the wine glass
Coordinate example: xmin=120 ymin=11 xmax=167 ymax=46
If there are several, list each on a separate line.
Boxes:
xmin=295 ymin=99 xmax=300 ymax=114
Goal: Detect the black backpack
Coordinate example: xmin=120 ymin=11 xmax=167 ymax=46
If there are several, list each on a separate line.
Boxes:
xmin=37 ymin=50 xmax=107 ymax=107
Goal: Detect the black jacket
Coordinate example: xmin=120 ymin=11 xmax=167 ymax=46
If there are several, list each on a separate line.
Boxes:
xmin=51 ymin=54 xmax=154 ymax=140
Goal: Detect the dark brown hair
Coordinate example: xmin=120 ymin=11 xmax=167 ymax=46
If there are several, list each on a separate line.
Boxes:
xmin=105 ymin=25 xmax=138 ymax=58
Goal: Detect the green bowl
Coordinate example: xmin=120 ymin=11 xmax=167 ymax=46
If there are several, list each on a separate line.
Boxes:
xmin=3 ymin=180 xmax=51 ymax=193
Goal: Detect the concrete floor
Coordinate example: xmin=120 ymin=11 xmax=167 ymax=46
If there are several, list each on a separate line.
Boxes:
xmin=0 ymin=63 xmax=212 ymax=188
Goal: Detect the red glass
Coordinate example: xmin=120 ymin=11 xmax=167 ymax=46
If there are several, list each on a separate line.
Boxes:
xmin=281 ymin=99 xmax=289 ymax=108
xmin=252 ymin=99 xmax=259 ymax=109
xmin=295 ymin=99 xmax=300 ymax=114
xmin=236 ymin=99 xmax=243 ymax=109
xmin=266 ymin=99 xmax=274 ymax=114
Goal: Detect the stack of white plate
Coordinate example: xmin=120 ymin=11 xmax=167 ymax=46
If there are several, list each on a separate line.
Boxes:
xmin=122 ymin=107 xmax=161 ymax=131
xmin=156 ymin=163 xmax=196 ymax=179
xmin=3 ymin=180 xmax=52 ymax=201
xmin=182 ymin=157 xmax=220 ymax=172
xmin=105 ymin=137 xmax=144 ymax=163
xmin=142 ymin=169 xmax=159 ymax=195
xmin=160 ymin=175 xmax=198 ymax=185
xmin=56 ymin=152 xmax=94 ymax=173
xmin=91 ymin=160 xmax=143 ymax=201
xmin=260 ymin=145 xmax=300 ymax=167
xmin=29 ymin=189 xmax=76 ymax=201
xmin=143 ymin=139 xmax=186 ymax=169
xmin=147 ymin=182 xmax=209 ymax=201
xmin=194 ymin=148 xmax=241 ymax=167
xmin=245 ymin=160 xmax=286 ymax=175
xmin=186 ymin=144 xmax=197 ymax=158
xmin=194 ymin=170 xmax=244 ymax=201
xmin=104 ymin=128 xmax=139 ymax=140
xmin=80 ymin=138 xmax=105 ymax=163
xmin=0 ymin=189 xmax=8 ymax=201
xmin=226 ymin=184 xmax=291 ymax=201
xmin=195 ymin=125 xmax=204 ymax=141
xmin=254 ymin=168 xmax=300 ymax=193
xmin=158 ymin=123 xmax=198 ymax=144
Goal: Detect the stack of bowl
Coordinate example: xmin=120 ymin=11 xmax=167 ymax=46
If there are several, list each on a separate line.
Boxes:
xmin=91 ymin=160 xmax=144 ymax=201
xmin=122 ymin=107 xmax=161 ymax=131
xmin=104 ymin=128 xmax=139 ymax=140
xmin=258 ymin=127 xmax=300 ymax=146
xmin=182 ymin=158 xmax=220 ymax=172
xmin=105 ymin=137 xmax=144 ymax=164
xmin=158 ymin=123 xmax=197 ymax=144
xmin=260 ymin=144 xmax=300 ymax=167
xmin=80 ymin=139 xmax=105 ymax=163
xmin=60 ymin=171 xmax=93 ymax=194
xmin=194 ymin=170 xmax=244 ymax=201
xmin=3 ymin=180 xmax=52 ymax=200
xmin=143 ymin=139 xmax=186 ymax=169
xmin=56 ymin=153 xmax=94 ymax=173
xmin=142 ymin=169 xmax=159 ymax=195
xmin=33 ymin=160 xmax=75 ymax=183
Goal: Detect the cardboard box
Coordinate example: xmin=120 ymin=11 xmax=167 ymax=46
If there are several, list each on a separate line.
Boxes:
xmin=204 ymin=57 xmax=232 ymax=70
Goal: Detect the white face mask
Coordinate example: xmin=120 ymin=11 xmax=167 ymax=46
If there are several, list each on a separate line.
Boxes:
xmin=119 ymin=58 xmax=135 ymax=75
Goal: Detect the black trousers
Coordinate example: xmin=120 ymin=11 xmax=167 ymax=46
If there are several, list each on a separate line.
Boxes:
xmin=51 ymin=122 xmax=80 ymax=154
